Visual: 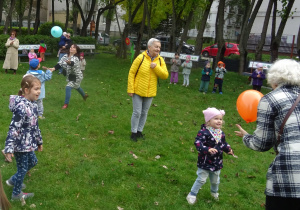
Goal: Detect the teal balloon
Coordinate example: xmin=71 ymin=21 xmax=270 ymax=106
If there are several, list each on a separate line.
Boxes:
xmin=51 ymin=26 xmax=63 ymax=38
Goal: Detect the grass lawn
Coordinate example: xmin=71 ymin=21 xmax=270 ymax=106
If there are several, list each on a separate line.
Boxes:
xmin=0 ymin=53 xmax=275 ymax=209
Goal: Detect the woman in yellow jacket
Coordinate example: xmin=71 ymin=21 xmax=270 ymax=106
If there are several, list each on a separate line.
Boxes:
xmin=127 ymin=38 xmax=169 ymax=141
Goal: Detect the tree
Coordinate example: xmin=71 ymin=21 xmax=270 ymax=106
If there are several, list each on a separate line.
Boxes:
xmin=194 ymin=0 xmax=213 ymax=56
xmin=297 ymin=25 xmax=300 ymax=58
xmin=16 ymin=0 xmax=27 ymax=35
xmin=215 ymin=0 xmax=226 ymax=67
xmin=74 ymin=0 xmax=97 ymax=36
xmin=33 ymin=0 xmax=42 ymax=34
xmin=255 ymin=0 xmax=273 ymax=61
xmin=134 ymin=0 xmax=147 ymax=59
xmin=237 ymin=0 xmax=263 ymax=74
xmin=270 ymin=0 xmax=295 ymax=62
xmin=27 ymin=0 xmax=34 ymax=34
xmin=52 ymin=0 xmax=55 ymax=25
xmin=71 ymin=0 xmax=79 ymax=35
xmin=3 ymin=0 xmax=16 ymax=34
xmin=105 ymin=8 xmax=114 ymax=35
xmin=116 ymin=0 xmax=144 ymax=59
xmin=0 ymin=0 xmax=4 ymax=24
xmin=65 ymin=0 xmax=70 ymax=31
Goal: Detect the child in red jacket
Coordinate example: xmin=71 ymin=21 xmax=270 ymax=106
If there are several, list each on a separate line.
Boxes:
xmin=38 ymin=40 xmax=47 ymax=62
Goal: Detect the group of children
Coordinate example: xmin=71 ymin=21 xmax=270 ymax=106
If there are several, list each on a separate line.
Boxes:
xmin=170 ymin=53 xmax=266 ymax=94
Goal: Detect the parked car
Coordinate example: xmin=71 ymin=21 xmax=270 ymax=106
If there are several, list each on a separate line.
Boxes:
xmin=91 ymin=32 xmax=110 ymax=45
xmin=201 ymin=43 xmax=239 ymax=57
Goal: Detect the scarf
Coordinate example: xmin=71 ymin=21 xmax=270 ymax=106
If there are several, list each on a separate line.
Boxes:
xmin=9 ymin=36 xmax=15 ymax=40
xmin=147 ymin=50 xmax=158 ymax=61
xmin=40 ymin=43 xmax=46 ymax=48
xmin=207 ymin=126 xmax=222 ymax=143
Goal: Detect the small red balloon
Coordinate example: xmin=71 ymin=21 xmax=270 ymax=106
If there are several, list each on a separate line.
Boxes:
xmin=236 ymin=90 xmax=264 ymax=123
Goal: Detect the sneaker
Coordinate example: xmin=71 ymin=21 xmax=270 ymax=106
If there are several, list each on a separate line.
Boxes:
xmin=137 ymin=131 xmax=145 ymax=139
xmin=6 ymin=178 xmax=26 ymax=190
xmin=11 ymin=192 xmax=34 ymax=201
xmin=219 ymin=92 xmax=223 ymax=95
xmin=130 ymin=133 xmax=137 ymax=142
xmin=211 ymin=192 xmax=219 ymax=201
xmin=83 ymin=94 xmax=89 ymax=101
xmin=212 ymin=91 xmax=216 ymax=93
xmin=61 ymin=104 xmax=68 ymax=109
xmin=186 ymin=193 xmax=197 ymax=205
xmin=38 ymin=116 xmax=45 ymax=119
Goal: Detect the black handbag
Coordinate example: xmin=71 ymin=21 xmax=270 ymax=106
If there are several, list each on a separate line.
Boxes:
xmin=68 ymin=74 xmax=76 ymax=82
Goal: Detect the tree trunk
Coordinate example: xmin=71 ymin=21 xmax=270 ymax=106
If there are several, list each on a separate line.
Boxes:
xmin=194 ymin=0 xmax=213 ymax=55
xmin=74 ymin=0 xmax=97 ymax=36
xmin=177 ymin=2 xmax=195 ymax=54
xmin=146 ymin=0 xmax=152 ymax=38
xmin=72 ymin=0 xmax=78 ymax=35
xmin=270 ymin=0 xmax=295 ymax=62
xmin=105 ymin=8 xmax=114 ymax=35
xmin=215 ymin=0 xmax=226 ymax=68
xmin=238 ymin=0 xmax=263 ymax=74
xmin=255 ymin=0 xmax=273 ymax=61
xmin=52 ymin=0 xmax=54 ymax=25
xmin=270 ymin=0 xmax=277 ymax=62
xmin=297 ymin=25 xmax=300 ymax=58
xmin=18 ymin=0 xmax=25 ymax=35
xmin=0 ymin=0 xmax=4 ymax=24
xmin=27 ymin=0 xmax=33 ymax=34
xmin=3 ymin=0 xmax=16 ymax=34
xmin=33 ymin=0 xmax=41 ymax=34
xmin=134 ymin=0 xmax=147 ymax=59
xmin=65 ymin=0 xmax=70 ymax=31
xmin=170 ymin=0 xmax=176 ymax=52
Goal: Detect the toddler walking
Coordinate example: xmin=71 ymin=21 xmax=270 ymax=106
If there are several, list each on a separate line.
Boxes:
xmin=27 ymin=59 xmax=54 ymax=119
xmin=38 ymin=40 xmax=47 ymax=62
xmin=212 ymin=61 xmax=227 ymax=94
xmin=199 ymin=62 xmax=212 ymax=94
xmin=170 ymin=53 xmax=181 ymax=84
xmin=28 ymin=49 xmax=38 ymax=63
xmin=182 ymin=55 xmax=192 ymax=87
xmin=186 ymin=107 xmax=235 ymax=205
xmin=251 ymin=63 xmax=265 ymax=92
xmin=4 ymin=75 xmax=43 ymax=201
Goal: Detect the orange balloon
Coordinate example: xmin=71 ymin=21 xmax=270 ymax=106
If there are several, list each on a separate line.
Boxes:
xmin=236 ymin=90 xmax=264 ymax=123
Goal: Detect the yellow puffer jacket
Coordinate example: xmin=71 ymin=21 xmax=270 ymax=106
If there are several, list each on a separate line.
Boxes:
xmin=127 ymin=51 xmax=169 ymax=97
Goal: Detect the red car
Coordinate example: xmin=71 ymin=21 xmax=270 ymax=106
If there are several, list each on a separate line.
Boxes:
xmin=201 ymin=43 xmax=240 ymax=57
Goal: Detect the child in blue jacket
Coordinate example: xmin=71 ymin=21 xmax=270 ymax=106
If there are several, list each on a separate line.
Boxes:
xmin=199 ymin=62 xmax=212 ymax=94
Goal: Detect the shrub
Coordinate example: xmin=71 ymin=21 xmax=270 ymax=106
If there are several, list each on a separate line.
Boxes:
xmin=0 ymin=26 xmax=34 ymax=35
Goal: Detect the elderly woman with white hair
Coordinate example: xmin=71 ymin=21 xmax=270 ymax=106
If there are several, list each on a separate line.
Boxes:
xmin=127 ymin=38 xmax=169 ymax=142
xmin=235 ymin=59 xmax=300 ymax=209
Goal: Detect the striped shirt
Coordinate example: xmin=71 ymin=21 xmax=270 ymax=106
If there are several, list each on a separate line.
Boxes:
xmin=243 ymin=85 xmax=300 ymax=198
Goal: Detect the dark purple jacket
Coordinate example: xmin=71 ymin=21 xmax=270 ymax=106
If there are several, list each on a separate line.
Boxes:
xmin=194 ymin=124 xmax=232 ymax=171
xmin=251 ymin=70 xmax=266 ymax=86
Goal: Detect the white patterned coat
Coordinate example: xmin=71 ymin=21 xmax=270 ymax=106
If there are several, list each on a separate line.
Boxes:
xmin=58 ymin=54 xmax=83 ymax=89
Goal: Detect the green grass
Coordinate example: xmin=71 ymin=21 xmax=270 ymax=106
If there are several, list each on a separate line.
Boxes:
xmin=0 ymin=54 xmax=274 ymax=209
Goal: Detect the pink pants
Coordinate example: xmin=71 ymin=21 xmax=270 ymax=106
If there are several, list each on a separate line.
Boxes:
xmin=170 ymin=72 xmax=178 ymax=83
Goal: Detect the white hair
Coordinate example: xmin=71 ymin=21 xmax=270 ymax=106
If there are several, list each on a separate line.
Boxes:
xmin=267 ymin=59 xmax=300 ymax=86
xmin=147 ymin=38 xmax=160 ymax=47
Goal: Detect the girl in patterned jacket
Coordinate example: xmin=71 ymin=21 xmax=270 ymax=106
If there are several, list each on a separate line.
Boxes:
xmin=50 ymin=44 xmax=88 ymax=109
xmin=186 ymin=107 xmax=235 ymax=205
xmin=3 ymin=75 xmax=43 ymax=201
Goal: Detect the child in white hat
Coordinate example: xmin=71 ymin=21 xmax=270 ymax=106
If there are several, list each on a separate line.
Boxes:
xmin=186 ymin=107 xmax=236 ymax=205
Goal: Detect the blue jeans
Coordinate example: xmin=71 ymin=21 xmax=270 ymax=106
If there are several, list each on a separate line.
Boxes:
xmin=64 ymin=86 xmax=86 ymax=104
xmin=190 ymin=168 xmax=220 ymax=195
xmin=131 ymin=94 xmax=153 ymax=133
xmin=58 ymin=53 xmax=67 ymax=73
xmin=11 ymin=152 xmax=38 ymax=195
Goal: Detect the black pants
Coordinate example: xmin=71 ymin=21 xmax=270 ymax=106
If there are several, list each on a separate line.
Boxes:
xmin=253 ymin=85 xmax=261 ymax=92
xmin=213 ymin=79 xmax=223 ymax=93
xmin=265 ymin=195 xmax=300 ymax=210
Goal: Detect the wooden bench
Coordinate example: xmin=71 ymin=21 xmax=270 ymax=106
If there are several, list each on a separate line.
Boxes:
xmin=18 ymin=45 xmax=51 ymax=63
xmin=77 ymin=44 xmax=99 ymax=56
xmin=244 ymin=61 xmax=273 ymax=75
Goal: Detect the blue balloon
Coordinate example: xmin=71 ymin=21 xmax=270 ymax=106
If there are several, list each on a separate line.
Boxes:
xmin=51 ymin=26 xmax=63 ymax=38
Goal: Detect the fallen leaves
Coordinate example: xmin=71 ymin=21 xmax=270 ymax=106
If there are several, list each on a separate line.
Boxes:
xmin=177 ymin=121 xmax=183 ymax=125
xmin=152 ymin=104 xmax=158 ymax=107
xmin=162 ymin=165 xmax=168 ymax=169
xmin=76 ymin=114 xmax=81 ymax=121
xmin=112 ymin=115 xmax=118 ymax=118
xmin=108 ymin=130 xmax=114 ymax=134
xmin=155 ymin=155 xmax=161 ymax=159
xmin=117 ymin=206 xmax=124 ymax=210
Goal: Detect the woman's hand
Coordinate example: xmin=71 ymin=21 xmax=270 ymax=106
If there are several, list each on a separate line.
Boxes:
xmin=128 ymin=93 xmax=133 ymax=97
xmin=235 ymin=124 xmax=248 ymax=137
xmin=208 ymin=148 xmax=218 ymax=155
xmin=150 ymin=62 xmax=157 ymax=69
